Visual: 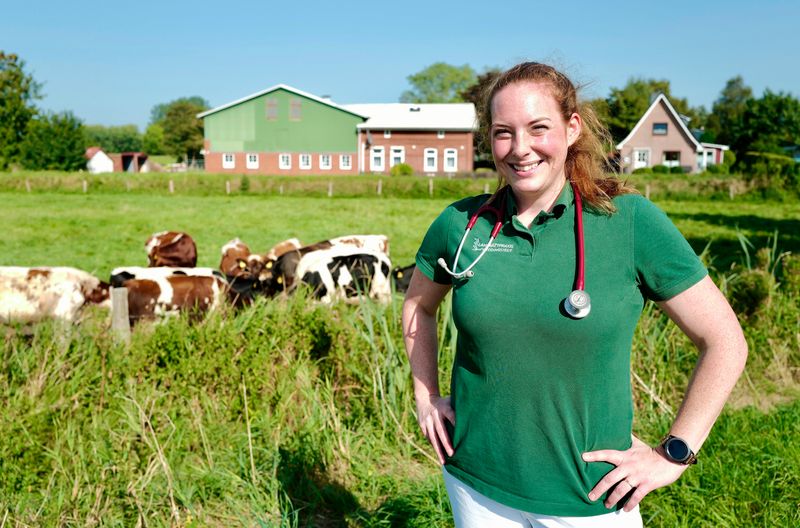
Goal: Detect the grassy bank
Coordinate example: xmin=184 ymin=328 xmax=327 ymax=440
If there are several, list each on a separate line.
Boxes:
xmin=1 ymin=284 xmax=798 ymax=526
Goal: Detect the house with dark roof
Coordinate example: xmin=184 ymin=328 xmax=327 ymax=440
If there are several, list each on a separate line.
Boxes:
xmin=617 ymin=94 xmax=728 ymax=173
xmin=198 ymin=85 xmax=476 ymax=175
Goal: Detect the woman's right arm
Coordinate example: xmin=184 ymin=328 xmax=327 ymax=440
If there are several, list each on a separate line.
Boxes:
xmin=402 ymin=269 xmax=454 ymax=464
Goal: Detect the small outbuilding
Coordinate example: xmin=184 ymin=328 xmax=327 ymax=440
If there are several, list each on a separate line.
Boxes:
xmin=85 ymin=146 xmax=114 ymax=174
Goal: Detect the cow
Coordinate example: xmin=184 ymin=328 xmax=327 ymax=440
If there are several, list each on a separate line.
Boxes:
xmin=122 ymin=274 xmax=227 ymax=325
xmin=391 ymin=263 xmax=416 ymax=293
xmin=264 ymin=238 xmax=303 ymax=261
xmin=110 ymin=266 xmax=223 ymax=288
xmin=145 ymin=231 xmax=197 ymax=267
xmin=0 ymin=266 xmax=110 ymax=324
xmin=290 ymin=245 xmax=392 ymax=304
xmin=219 ymin=239 xmax=268 ymax=306
xmin=328 ymin=234 xmax=390 ymax=256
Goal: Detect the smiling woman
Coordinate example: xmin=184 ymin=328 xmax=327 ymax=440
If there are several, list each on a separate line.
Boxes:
xmin=402 ymin=61 xmax=748 ymax=528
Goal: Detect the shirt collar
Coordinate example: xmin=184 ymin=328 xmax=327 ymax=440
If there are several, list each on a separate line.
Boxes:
xmin=504 ymin=182 xmax=574 ymax=225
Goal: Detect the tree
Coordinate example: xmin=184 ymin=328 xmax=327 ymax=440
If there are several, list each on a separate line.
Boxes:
xmin=400 ymin=62 xmax=477 ymax=104
xmin=604 ymin=78 xmax=702 ymax=143
xmin=736 ymin=90 xmax=800 ymax=155
xmin=162 ymin=101 xmax=205 ymax=162
xmin=20 ymin=111 xmax=85 ymax=171
xmin=0 ymin=51 xmax=42 ymax=170
xmin=149 ymin=96 xmax=209 ymax=126
xmin=83 ymin=124 xmax=142 ymax=153
xmin=704 ymin=76 xmax=753 ymax=146
xmin=142 ymin=123 xmax=166 ymax=155
xmin=458 ymin=68 xmax=501 ymax=167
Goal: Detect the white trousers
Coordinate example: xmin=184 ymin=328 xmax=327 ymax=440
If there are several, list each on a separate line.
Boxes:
xmin=443 ymin=467 xmax=644 ymax=528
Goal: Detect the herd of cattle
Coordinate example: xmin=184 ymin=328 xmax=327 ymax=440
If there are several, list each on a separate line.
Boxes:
xmin=0 ymin=231 xmax=417 ymax=326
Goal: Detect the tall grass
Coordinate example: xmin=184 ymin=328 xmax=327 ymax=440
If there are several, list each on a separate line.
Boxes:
xmin=2 ymin=252 xmax=799 ymax=526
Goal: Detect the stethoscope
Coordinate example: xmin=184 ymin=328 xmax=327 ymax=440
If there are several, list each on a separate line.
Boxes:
xmin=437 ymin=182 xmax=591 ymax=319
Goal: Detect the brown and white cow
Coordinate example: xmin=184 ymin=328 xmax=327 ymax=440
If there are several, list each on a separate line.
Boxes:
xmin=145 ymin=231 xmax=197 ymax=267
xmin=286 ymin=245 xmax=392 ymax=304
xmin=110 ymin=266 xmax=222 ymax=288
xmin=264 ymin=238 xmax=303 ymax=261
xmin=122 ymin=274 xmax=227 ymax=325
xmin=0 ymin=267 xmax=110 ymax=324
xmin=219 ymin=239 xmax=268 ymax=306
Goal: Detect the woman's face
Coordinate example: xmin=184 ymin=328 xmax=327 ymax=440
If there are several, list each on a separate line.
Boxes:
xmin=490 ymin=81 xmax=581 ymax=205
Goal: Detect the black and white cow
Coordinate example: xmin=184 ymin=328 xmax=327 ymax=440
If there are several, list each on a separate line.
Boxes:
xmin=391 ymin=263 xmax=416 ymax=293
xmin=291 ymin=245 xmax=392 ymax=304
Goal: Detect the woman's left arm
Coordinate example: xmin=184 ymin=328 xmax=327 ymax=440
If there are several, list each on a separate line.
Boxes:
xmin=582 ymin=275 xmax=748 ymax=511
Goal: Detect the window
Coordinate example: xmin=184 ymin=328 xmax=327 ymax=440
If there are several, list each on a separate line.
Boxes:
xmin=663 ymin=151 xmax=680 ymax=168
xmin=424 ymin=148 xmax=438 ymax=172
xmin=222 ymin=153 xmax=235 ymax=169
xmin=653 ymin=123 xmax=668 ymax=135
xmin=246 ymin=153 xmax=259 ymax=169
xmin=265 ymin=98 xmax=278 ymax=120
xmin=319 ymin=154 xmax=332 ymax=170
xmin=384 ymin=130 xmax=391 ymax=138
xmin=437 ymin=130 xmax=445 ymax=139
xmin=279 ymin=153 xmax=291 ymax=170
xmin=370 ymin=146 xmax=385 ymax=172
xmin=444 ymin=149 xmax=457 ymax=172
xmin=339 ymin=154 xmax=352 ymax=170
xmin=290 ymin=98 xmax=302 ymax=121
xmin=299 ymin=153 xmax=312 ymax=170
xmin=636 ymin=151 xmax=648 ymax=162
xmin=390 ymin=146 xmax=405 ymax=167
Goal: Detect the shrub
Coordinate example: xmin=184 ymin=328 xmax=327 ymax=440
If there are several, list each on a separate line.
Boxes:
xmin=780 ymin=253 xmax=800 ymax=296
xmin=390 ymin=163 xmax=414 ymax=177
xmin=723 ymin=150 xmax=736 ymax=169
xmin=728 ymin=268 xmax=775 ymax=318
xmin=670 ymin=166 xmax=685 ymax=174
xmin=652 ymin=165 xmax=670 ymax=174
xmin=632 ymin=167 xmax=652 ymax=174
xmin=239 ymin=174 xmax=250 ymax=192
xmin=706 ymin=163 xmax=729 ymax=175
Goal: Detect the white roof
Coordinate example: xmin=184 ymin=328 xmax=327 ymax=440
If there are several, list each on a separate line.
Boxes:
xmin=197 ymin=84 xmax=367 ymax=119
xmin=616 ymin=93 xmax=703 ymax=152
xmin=342 ymin=103 xmax=477 ymax=131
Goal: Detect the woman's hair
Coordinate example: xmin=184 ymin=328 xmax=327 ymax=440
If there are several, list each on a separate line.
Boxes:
xmin=478 ymin=62 xmax=636 ymax=213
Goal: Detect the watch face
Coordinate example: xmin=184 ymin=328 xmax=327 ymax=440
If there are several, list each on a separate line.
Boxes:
xmin=666 ymin=438 xmax=690 ymax=461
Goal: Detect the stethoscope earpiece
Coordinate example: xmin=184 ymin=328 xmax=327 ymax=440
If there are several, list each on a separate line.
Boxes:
xmin=563 ymin=290 xmax=591 ymax=319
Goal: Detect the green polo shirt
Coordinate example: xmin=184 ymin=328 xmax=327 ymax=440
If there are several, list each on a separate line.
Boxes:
xmin=415 ymin=183 xmax=707 ymax=517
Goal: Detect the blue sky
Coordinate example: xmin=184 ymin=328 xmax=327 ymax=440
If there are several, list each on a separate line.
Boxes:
xmin=2 ymin=0 xmax=797 ymax=130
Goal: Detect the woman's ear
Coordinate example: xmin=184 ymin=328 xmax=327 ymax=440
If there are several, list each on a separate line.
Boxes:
xmin=567 ymin=113 xmax=582 ymax=147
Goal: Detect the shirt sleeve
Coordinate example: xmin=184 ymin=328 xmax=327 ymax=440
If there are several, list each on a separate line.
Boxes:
xmin=415 ymin=205 xmax=456 ymax=285
xmin=632 ymin=197 xmax=708 ymax=301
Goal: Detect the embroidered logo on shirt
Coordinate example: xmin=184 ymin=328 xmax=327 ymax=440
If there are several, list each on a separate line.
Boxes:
xmin=472 ymin=237 xmax=514 ymax=253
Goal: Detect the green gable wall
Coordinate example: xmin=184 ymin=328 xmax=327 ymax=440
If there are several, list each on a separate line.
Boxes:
xmin=204 ymin=89 xmax=363 ymax=152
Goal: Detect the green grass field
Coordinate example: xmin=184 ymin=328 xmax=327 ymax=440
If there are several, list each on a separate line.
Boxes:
xmin=1 ymin=185 xmax=799 ymax=526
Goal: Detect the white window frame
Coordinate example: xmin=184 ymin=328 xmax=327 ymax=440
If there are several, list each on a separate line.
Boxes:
xmin=444 ymin=148 xmax=457 ymax=172
xmin=424 ymin=148 xmax=438 ymax=172
xmin=299 ymin=153 xmax=312 ymax=170
xmin=384 ymin=130 xmax=391 ymax=138
xmin=339 ymin=154 xmax=352 ymax=170
xmin=390 ymin=146 xmax=405 ymax=167
xmin=222 ymin=153 xmax=235 ymax=169
xmin=437 ymin=130 xmax=445 ymax=139
xmin=279 ymin=153 xmax=292 ymax=170
xmin=370 ymin=146 xmax=385 ymax=172
xmin=319 ymin=154 xmax=332 ymax=170
xmin=246 ymin=153 xmax=259 ymax=170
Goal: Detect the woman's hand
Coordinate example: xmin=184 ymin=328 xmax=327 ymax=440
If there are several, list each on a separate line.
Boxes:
xmin=415 ymin=394 xmax=455 ymax=464
xmin=581 ymin=435 xmax=689 ymax=511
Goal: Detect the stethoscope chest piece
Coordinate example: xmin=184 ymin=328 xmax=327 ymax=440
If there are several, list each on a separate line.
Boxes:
xmin=564 ymin=289 xmax=591 ymax=319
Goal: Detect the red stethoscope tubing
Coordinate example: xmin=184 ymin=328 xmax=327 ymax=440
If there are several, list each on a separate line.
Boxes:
xmin=572 ymin=183 xmax=585 ymax=291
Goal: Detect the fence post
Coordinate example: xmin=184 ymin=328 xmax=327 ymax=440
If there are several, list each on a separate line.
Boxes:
xmin=111 ymin=287 xmax=130 ymax=344
xmin=126 ymin=180 xmax=131 ymax=192
xmin=429 ymin=178 xmax=434 ymax=197
xmin=328 ymin=181 xmax=333 ymax=197
xmin=729 ymin=183 xmax=735 ymax=200
xmin=169 ymin=179 xmax=175 ymax=194
xmin=25 ymin=179 xmax=31 ymax=193
xmin=226 ymin=180 xmax=231 ymax=195
xmin=377 ymin=179 xmax=382 ymax=196
xmin=645 ymin=184 xmax=651 ymax=200
xmin=82 ymin=180 xmax=88 ymax=193
xmin=279 ymin=184 xmax=284 ymax=195
xmin=483 ymin=183 xmax=489 ymax=194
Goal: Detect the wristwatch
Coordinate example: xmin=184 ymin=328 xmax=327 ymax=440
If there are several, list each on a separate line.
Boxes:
xmin=660 ymin=434 xmax=698 ymax=465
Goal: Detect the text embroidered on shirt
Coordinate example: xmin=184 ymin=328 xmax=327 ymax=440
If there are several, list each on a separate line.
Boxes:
xmin=472 ymin=237 xmax=514 ymax=253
